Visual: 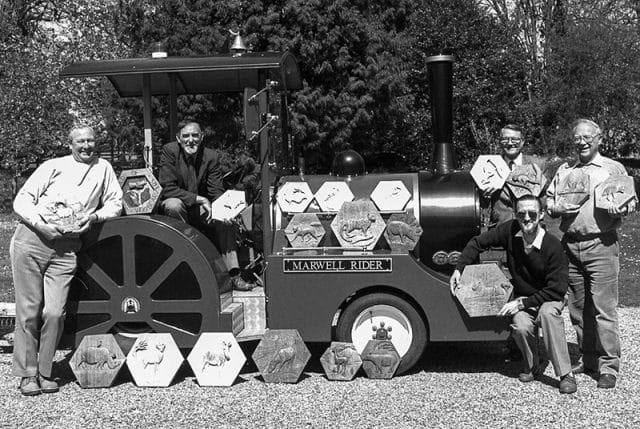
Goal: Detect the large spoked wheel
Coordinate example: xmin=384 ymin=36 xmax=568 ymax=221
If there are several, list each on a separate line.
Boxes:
xmin=336 ymin=293 xmax=427 ymax=375
xmin=63 ymin=215 xmax=227 ymax=352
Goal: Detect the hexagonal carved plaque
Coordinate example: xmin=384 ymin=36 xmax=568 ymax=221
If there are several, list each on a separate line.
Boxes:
xmin=187 ymin=333 xmax=246 ymax=387
xmin=555 ymin=168 xmax=590 ymax=208
xmin=69 ymin=334 xmax=125 ymax=388
xmin=470 ymin=155 xmax=510 ymax=192
xmin=330 ymin=200 xmax=385 ymax=250
xmin=211 ymin=190 xmax=247 ymax=221
xmin=455 ymin=264 xmax=513 ymax=317
xmin=371 ymin=181 xmax=411 ymax=212
xmin=314 ymin=181 xmax=354 ymax=212
xmin=252 ymin=329 xmax=310 ymax=383
xmin=320 ymin=342 xmax=362 ymax=381
xmin=595 ymin=175 xmax=636 ymax=210
xmin=506 ymin=164 xmax=547 ymax=199
xmin=276 ymin=182 xmax=313 ymax=213
xmin=360 ymin=339 xmax=400 ymax=379
xmin=383 ymin=213 xmax=423 ymax=253
xmin=284 ymin=213 xmax=325 ymax=247
xmin=118 ymin=168 xmax=162 ymax=215
xmin=126 ymin=333 xmax=183 ymax=387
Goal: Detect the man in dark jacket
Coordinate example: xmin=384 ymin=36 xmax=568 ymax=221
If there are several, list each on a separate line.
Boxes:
xmin=450 ymin=195 xmax=576 ymax=394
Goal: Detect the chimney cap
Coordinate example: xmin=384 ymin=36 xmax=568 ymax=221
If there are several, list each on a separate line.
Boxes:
xmin=425 ymin=55 xmax=454 ymax=64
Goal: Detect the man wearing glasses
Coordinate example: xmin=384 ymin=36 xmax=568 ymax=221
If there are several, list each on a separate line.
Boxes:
xmin=546 ymin=119 xmax=635 ymax=389
xmin=450 ymin=195 xmax=576 ymax=394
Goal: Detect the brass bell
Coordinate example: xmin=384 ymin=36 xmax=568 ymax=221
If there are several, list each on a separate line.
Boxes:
xmin=229 ymin=29 xmax=247 ymax=54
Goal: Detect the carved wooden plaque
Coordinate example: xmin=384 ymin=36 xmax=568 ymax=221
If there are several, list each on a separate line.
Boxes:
xmin=360 ymin=339 xmax=400 ymax=379
xmin=506 ymin=164 xmax=547 ymax=199
xmin=595 ymin=175 xmax=636 ymax=211
xmin=118 ymin=168 xmax=162 ymax=215
xmin=370 ymin=180 xmax=411 ymax=212
xmin=40 ymin=197 xmax=86 ymax=231
xmin=455 ymin=264 xmax=513 ymax=317
xmin=330 ymin=200 xmax=385 ymax=250
xmin=187 ymin=332 xmax=246 ymax=387
xmin=383 ymin=213 xmax=423 ymax=253
xmin=320 ymin=342 xmax=362 ymax=381
xmin=470 ymin=155 xmax=510 ymax=192
xmin=556 ymin=169 xmax=590 ymax=207
xmin=69 ymin=334 xmax=125 ymax=388
xmin=284 ymin=213 xmax=325 ymax=247
xmin=211 ymin=190 xmax=247 ymax=221
xmin=314 ymin=181 xmax=354 ymax=212
xmin=252 ymin=329 xmax=310 ymax=383
xmin=276 ymin=182 xmax=313 ymax=213
xmin=126 ymin=333 xmax=184 ymax=387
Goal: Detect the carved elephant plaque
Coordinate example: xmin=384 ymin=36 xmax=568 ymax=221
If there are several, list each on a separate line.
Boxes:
xmin=470 ymin=155 xmax=510 ymax=192
xmin=360 ymin=339 xmax=400 ymax=379
xmin=187 ymin=332 xmax=246 ymax=387
xmin=506 ymin=164 xmax=547 ymax=199
xmin=556 ymin=168 xmax=590 ymax=208
xmin=284 ymin=213 xmax=325 ymax=247
xmin=595 ymin=175 xmax=636 ymax=211
xmin=455 ymin=264 xmax=513 ymax=317
xmin=126 ymin=333 xmax=183 ymax=387
xmin=118 ymin=168 xmax=162 ymax=215
xmin=320 ymin=342 xmax=362 ymax=381
xmin=252 ymin=329 xmax=310 ymax=383
xmin=314 ymin=181 xmax=354 ymax=212
xmin=69 ymin=334 xmax=125 ymax=388
xmin=383 ymin=213 xmax=423 ymax=253
xmin=330 ymin=200 xmax=385 ymax=250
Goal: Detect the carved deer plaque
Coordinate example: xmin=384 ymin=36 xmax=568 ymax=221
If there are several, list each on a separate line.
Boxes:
xmin=252 ymin=329 xmax=310 ymax=383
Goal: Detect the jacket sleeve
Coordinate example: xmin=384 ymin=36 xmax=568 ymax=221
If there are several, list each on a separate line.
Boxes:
xmin=205 ymin=151 xmax=225 ymax=201
xmin=159 ymin=144 xmax=198 ymax=207
xmin=522 ymin=240 xmax=568 ymax=308
xmin=455 ymin=221 xmax=511 ymax=273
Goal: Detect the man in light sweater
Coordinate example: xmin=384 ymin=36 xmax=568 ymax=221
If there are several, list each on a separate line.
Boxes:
xmin=11 ymin=126 xmax=122 ymax=396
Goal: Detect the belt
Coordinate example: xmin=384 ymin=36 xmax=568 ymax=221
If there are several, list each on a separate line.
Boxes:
xmin=563 ymin=231 xmax=617 ymax=243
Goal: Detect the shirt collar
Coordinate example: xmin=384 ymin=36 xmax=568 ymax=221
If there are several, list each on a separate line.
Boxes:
xmin=572 ymin=152 xmax=604 ymax=168
xmin=503 ymin=153 xmax=523 ymax=167
xmin=515 ymin=226 xmax=546 ymax=250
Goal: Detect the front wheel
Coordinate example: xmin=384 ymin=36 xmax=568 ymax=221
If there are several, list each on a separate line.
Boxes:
xmin=336 ymin=293 xmax=427 ymax=375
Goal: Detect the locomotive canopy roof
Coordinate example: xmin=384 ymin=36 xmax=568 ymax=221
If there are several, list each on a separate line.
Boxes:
xmin=59 ymin=51 xmax=303 ymax=97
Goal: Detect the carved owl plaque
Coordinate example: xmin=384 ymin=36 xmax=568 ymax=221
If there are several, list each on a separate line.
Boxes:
xmin=284 ymin=213 xmax=325 ymax=247
xmin=455 ymin=264 xmax=513 ymax=317
xmin=330 ymin=200 xmax=385 ymax=250
xmin=314 ymin=181 xmax=354 ymax=212
xmin=370 ymin=180 xmax=411 ymax=212
xmin=556 ymin=169 xmax=590 ymax=207
xmin=595 ymin=175 xmax=636 ymax=211
xmin=506 ymin=164 xmax=547 ymax=199
xmin=118 ymin=168 xmax=162 ymax=215
xmin=383 ymin=213 xmax=423 ymax=253
xmin=470 ymin=155 xmax=510 ymax=192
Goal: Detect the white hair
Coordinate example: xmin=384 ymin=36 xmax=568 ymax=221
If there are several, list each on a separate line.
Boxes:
xmin=571 ymin=119 xmax=602 ymax=135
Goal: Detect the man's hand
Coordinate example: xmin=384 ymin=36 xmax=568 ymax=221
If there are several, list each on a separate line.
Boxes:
xmin=608 ymin=199 xmax=636 ymax=217
xmin=75 ymin=213 xmax=98 ymax=234
xmin=196 ymin=196 xmax=212 ymax=222
xmin=497 ymin=299 xmax=521 ymax=317
xmin=34 ymin=222 xmax=65 ymax=241
xmin=449 ymin=269 xmax=461 ymax=295
xmin=482 ymin=186 xmax=498 ymax=198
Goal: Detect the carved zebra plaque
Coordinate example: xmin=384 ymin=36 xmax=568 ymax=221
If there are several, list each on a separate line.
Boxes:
xmin=330 ymin=200 xmax=385 ymax=250
xmin=506 ymin=163 xmax=547 ymax=199
xmin=252 ymin=329 xmax=310 ymax=383
xmin=69 ymin=334 xmax=125 ymax=388
xmin=126 ymin=333 xmax=183 ymax=387
xmin=556 ymin=168 xmax=590 ymax=208
xmin=370 ymin=180 xmax=411 ymax=212
xmin=455 ymin=264 xmax=513 ymax=317
xmin=471 ymin=155 xmax=510 ymax=192
xmin=360 ymin=339 xmax=400 ymax=379
xmin=314 ymin=181 xmax=354 ymax=212
xmin=187 ymin=333 xmax=246 ymax=387
xmin=118 ymin=168 xmax=162 ymax=215
xmin=284 ymin=213 xmax=325 ymax=247
xmin=276 ymin=182 xmax=314 ymax=213
xmin=383 ymin=213 xmax=423 ymax=253
xmin=211 ymin=190 xmax=247 ymax=221
xmin=595 ymin=175 xmax=636 ymax=211
xmin=320 ymin=342 xmax=362 ymax=381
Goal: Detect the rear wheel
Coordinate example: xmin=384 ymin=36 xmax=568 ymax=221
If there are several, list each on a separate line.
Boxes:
xmin=336 ymin=293 xmax=427 ymax=375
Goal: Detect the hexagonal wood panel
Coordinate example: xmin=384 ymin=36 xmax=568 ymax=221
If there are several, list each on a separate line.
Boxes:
xmin=320 ymin=342 xmax=362 ymax=381
xmin=210 ymin=190 xmax=247 ymax=221
xmin=455 ymin=264 xmax=513 ymax=317
xmin=118 ymin=168 xmax=162 ymax=215
xmin=595 ymin=175 xmax=636 ymax=211
xmin=506 ymin=164 xmax=547 ymax=199
xmin=40 ymin=198 xmax=86 ymax=231
xmin=252 ymin=329 xmax=310 ymax=383
xmin=555 ymin=168 xmax=590 ymax=207
xmin=383 ymin=213 xmax=423 ymax=253
xmin=126 ymin=333 xmax=183 ymax=387
xmin=69 ymin=334 xmax=125 ymax=388
xmin=330 ymin=200 xmax=385 ymax=250
xmin=470 ymin=155 xmax=510 ymax=192
xmin=360 ymin=339 xmax=400 ymax=379
xmin=284 ymin=213 xmax=325 ymax=247
xmin=370 ymin=180 xmax=411 ymax=212
xmin=276 ymin=182 xmax=313 ymax=213
xmin=187 ymin=332 xmax=246 ymax=387
xmin=314 ymin=181 xmax=354 ymax=212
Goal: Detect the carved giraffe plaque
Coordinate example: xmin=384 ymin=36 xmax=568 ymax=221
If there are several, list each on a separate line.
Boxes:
xmin=470 ymin=155 xmax=510 ymax=192
xmin=252 ymin=329 xmax=310 ymax=383
xmin=506 ymin=163 xmax=547 ymax=199
xmin=211 ymin=190 xmax=247 ymax=221
xmin=383 ymin=213 xmax=423 ymax=253
xmin=330 ymin=200 xmax=385 ymax=250
xmin=187 ymin=332 xmax=246 ymax=387
xmin=556 ymin=168 xmax=590 ymax=207
xmin=360 ymin=339 xmax=400 ymax=379
xmin=69 ymin=334 xmax=125 ymax=388
xmin=126 ymin=333 xmax=183 ymax=387
xmin=314 ymin=181 xmax=354 ymax=212
xmin=370 ymin=180 xmax=411 ymax=212
xmin=276 ymin=182 xmax=314 ymax=213
xmin=118 ymin=168 xmax=162 ymax=215
xmin=320 ymin=342 xmax=362 ymax=381
xmin=595 ymin=175 xmax=636 ymax=211
xmin=284 ymin=213 xmax=325 ymax=247
xmin=455 ymin=264 xmax=513 ymax=317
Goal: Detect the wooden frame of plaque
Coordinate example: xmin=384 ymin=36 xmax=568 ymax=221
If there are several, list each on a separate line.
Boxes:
xmin=118 ymin=168 xmax=162 ymax=215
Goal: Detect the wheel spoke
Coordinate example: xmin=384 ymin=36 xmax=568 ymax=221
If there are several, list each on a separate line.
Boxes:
xmin=140 ymin=254 xmax=182 ymax=294
xmin=74 ymin=300 xmax=112 ymax=314
xmin=76 ymin=318 xmax=116 ymax=338
xmin=122 ymin=233 xmax=136 ymax=287
xmin=150 ymin=299 xmax=205 ymax=313
xmin=79 ymin=256 xmax=121 ymax=296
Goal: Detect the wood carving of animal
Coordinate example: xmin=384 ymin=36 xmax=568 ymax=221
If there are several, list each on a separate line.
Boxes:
xmin=331 ymin=345 xmax=358 ymax=376
xmin=291 ymin=224 xmax=320 ymax=242
xmin=134 ymin=340 xmax=166 ymax=373
xmin=202 ymin=341 xmax=232 ymax=372
xmin=266 ymin=346 xmax=296 ymax=373
xmin=362 ymin=342 xmax=398 ymax=374
xmin=601 ymin=182 xmax=627 ymax=202
xmin=340 ymin=214 xmax=376 ymax=242
xmin=386 ymin=221 xmax=421 ymax=243
xmin=284 ymin=188 xmax=308 ymax=205
xmin=78 ymin=341 xmax=120 ymax=370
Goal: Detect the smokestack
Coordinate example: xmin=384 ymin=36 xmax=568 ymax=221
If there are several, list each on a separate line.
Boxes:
xmin=426 ymin=55 xmax=455 ymax=175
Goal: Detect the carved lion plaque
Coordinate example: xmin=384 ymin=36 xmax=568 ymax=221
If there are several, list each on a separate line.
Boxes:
xmin=383 ymin=213 xmax=423 ymax=253
xmin=370 ymin=180 xmax=411 ymax=212
xmin=506 ymin=164 xmax=547 ymax=199
xmin=284 ymin=213 xmax=325 ymax=247
xmin=360 ymin=339 xmax=400 ymax=379
xmin=556 ymin=168 xmax=590 ymax=207
xmin=330 ymin=200 xmax=385 ymax=250
xmin=210 ymin=190 xmax=247 ymax=221
xmin=187 ymin=332 xmax=246 ymax=387
xmin=252 ymin=329 xmax=310 ymax=383
xmin=455 ymin=264 xmax=513 ymax=317
xmin=471 ymin=155 xmax=510 ymax=192
xmin=314 ymin=181 xmax=354 ymax=212
xmin=69 ymin=334 xmax=125 ymax=388
xmin=276 ymin=182 xmax=314 ymax=213
xmin=320 ymin=342 xmax=362 ymax=381
xmin=126 ymin=333 xmax=184 ymax=387
xmin=595 ymin=175 xmax=636 ymax=211
xmin=118 ymin=168 xmax=162 ymax=215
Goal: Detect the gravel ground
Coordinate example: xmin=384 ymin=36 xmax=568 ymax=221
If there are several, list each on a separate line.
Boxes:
xmin=1 ymin=309 xmax=640 ymax=428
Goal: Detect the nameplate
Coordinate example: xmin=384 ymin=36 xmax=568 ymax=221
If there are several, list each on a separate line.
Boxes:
xmin=283 ymin=258 xmax=392 ymax=273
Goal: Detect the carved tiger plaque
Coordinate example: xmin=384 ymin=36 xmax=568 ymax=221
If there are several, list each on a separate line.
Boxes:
xmin=330 ymin=200 xmax=385 ymax=250
xmin=284 ymin=213 xmax=325 ymax=247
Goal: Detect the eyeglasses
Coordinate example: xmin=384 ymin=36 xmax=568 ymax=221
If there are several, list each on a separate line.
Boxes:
xmin=515 ymin=210 xmax=539 ymax=221
xmin=573 ymin=134 xmax=600 ymax=144
xmin=500 ymin=138 xmax=522 ymax=145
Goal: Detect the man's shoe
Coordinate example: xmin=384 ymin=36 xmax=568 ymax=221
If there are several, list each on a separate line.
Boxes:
xmin=597 ymin=374 xmax=616 ymax=389
xmin=231 ymin=275 xmax=255 ymax=291
xmin=559 ymin=374 xmax=577 ymax=394
xmin=38 ymin=374 xmax=59 ymax=393
xmin=518 ymin=371 xmax=534 ymax=383
xmin=19 ymin=377 xmax=41 ymax=396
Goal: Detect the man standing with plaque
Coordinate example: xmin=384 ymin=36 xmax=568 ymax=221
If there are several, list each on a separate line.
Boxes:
xmin=11 ymin=125 xmax=123 ymax=396
xmin=450 ymin=195 xmax=576 ymax=394
xmin=546 ymin=119 xmax=636 ymax=389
